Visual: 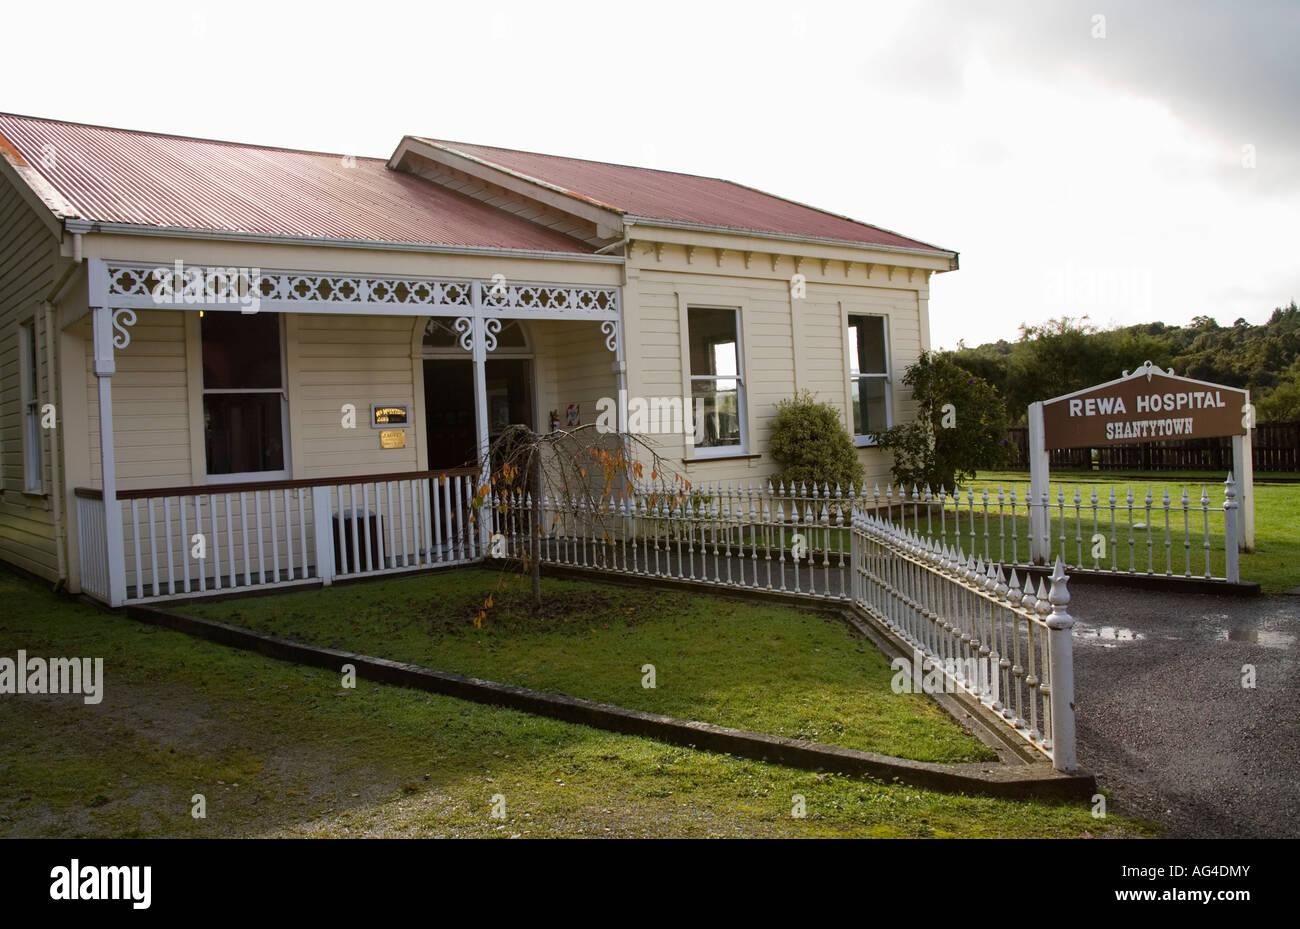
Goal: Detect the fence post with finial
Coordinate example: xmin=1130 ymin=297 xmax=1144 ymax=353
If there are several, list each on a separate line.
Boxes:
xmin=1046 ymin=556 xmax=1077 ymax=772
xmin=1223 ymin=472 xmax=1239 ymax=583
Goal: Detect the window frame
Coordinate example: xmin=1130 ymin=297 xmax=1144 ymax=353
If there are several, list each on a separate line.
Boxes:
xmin=847 ymin=313 xmax=893 ymax=446
xmin=200 ymin=311 xmax=291 ymax=485
xmin=686 ymin=304 xmax=748 ymax=459
xmin=19 ymin=319 xmax=43 ymax=493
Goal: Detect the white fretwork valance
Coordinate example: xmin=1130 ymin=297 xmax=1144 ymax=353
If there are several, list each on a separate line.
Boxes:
xmin=96 ymin=261 xmax=620 ymax=321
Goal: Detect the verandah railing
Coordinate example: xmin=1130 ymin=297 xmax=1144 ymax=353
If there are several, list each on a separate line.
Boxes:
xmin=74 ymin=489 xmax=112 ymax=603
xmin=489 ymin=481 xmax=1079 ymax=770
xmin=74 ymin=468 xmax=480 ymax=604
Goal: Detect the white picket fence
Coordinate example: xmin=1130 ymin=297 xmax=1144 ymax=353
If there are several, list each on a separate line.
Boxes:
xmin=864 ymin=473 xmax=1242 ymax=582
xmin=489 ymin=481 xmax=1078 ymax=770
xmin=851 ymin=514 xmax=1074 ymax=769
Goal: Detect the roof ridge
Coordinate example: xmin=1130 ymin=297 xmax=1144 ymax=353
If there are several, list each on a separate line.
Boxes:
xmin=0 ymin=111 xmax=388 ymax=163
xmin=418 ymin=137 xmax=734 ymax=184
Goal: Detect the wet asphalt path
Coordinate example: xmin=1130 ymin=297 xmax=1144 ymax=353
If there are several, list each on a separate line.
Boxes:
xmin=1066 ymin=585 xmax=1300 ymax=838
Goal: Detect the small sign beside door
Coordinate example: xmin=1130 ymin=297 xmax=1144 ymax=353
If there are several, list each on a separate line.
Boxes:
xmin=371 ymin=403 xmax=409 ymax=427
xmin=565 ymin=403 xmax=580 ymax=427
xmin=380 ymin=429 xmax=406 ymax=449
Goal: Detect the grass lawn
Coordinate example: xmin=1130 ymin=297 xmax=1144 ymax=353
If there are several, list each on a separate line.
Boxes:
xmin=187 ymin=568 xmax=992 ymax=763
xmin=0 ymin=566 xmax=1157 ymax=838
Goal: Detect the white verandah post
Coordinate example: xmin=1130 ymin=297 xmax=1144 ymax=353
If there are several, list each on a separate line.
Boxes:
xmin=609 ymin=316 xmax=627 ymax=434
xmin=89 ymin=261 xmax=127 ymax=606
xmin=470 ymin=282 xmax=492 ymax=556
xmin=606 ymin=315 xmax=628 ymax=548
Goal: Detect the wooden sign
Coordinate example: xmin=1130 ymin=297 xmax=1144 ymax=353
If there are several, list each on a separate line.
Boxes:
xmin=1041 ymin=362 xmax=1248 ymax=449
xmin=1028 ymin=360 xmax=1256 ymax=555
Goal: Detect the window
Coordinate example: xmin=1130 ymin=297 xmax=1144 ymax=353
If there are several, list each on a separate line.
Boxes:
xmin=201 ymin=312 xmax=287 ymax=478
xmin=848 ymin=314 xmax=891 ymax=441
xmin=687 ymin=307 xmax=745 ymax=455
xmin=422 ymin=318 xmax=459 ymax=350
xmin=19 ymin=320 xmax=42 ymax=492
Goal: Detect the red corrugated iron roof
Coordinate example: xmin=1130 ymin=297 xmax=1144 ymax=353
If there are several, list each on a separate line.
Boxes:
xmin=414 ymin=137 xmax=951 ymax=254
xmin=0 ymin=113 xmax=594 ymax=253
xmin=0 ymin=113 xmax=951 ymax=257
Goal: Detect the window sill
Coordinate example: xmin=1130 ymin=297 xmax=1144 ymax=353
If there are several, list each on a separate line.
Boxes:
xmin=854 ymin=436 xmax=882 ymax=448
xmin=682 ymin=452 xmax=761 ymax=464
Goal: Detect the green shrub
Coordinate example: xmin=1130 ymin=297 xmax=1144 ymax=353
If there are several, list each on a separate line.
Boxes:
xmin=769 ymin=391 xmax=865 ymax=491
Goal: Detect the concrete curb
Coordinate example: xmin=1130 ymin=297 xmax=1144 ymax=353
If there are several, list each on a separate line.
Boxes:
xmin=124 ymin=602 xmax=1096 ymax=801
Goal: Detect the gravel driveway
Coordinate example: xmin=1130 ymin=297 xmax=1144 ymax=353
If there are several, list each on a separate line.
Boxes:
xmin=1067 ymin=584 xmax=1300 ymax=838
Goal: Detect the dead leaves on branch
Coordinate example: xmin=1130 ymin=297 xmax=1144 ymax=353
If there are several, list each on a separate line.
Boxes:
xmin=465 ymin=423 xmax=689 ymax=627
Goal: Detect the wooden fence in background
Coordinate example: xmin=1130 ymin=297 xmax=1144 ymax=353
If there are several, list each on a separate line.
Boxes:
xmin=1003 ymin=420 xmax=1299 ymax=472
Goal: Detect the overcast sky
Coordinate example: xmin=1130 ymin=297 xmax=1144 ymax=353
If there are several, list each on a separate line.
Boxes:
xmin=4 ymin=0 xmax=1295 ymax=349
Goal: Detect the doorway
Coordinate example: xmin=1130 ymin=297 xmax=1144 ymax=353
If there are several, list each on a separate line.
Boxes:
xmin=423 ymin=358 xmax=534 ymax=470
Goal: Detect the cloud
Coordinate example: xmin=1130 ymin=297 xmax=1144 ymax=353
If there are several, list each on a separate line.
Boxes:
xmin=867 ymin=0 xmax=1300 ymax=194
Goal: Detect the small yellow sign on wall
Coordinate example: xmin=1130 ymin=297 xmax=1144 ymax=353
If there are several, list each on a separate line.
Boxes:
xmin=380 ymin=429 xmax=406 ymax=449
xmin=372 ymin=404 xmax=409 ymax=426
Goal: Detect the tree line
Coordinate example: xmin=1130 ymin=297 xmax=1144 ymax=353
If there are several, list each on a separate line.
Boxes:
xmin=949 ymin=301 xmax=1300 ymax=425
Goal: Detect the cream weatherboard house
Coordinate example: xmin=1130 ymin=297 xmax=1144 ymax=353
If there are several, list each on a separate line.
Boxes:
xmin=0 ymin=113 xmax=958 ymax=606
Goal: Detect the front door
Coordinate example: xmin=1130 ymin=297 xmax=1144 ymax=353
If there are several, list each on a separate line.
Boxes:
xmin=424 ymin=358 xmax=533 ymax=470
xmin=423 ymin=359 xmax=475 ymax=469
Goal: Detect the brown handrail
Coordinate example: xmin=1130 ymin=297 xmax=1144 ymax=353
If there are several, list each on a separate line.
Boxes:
xmin=74 ymin=467 xmax=480 ymax=502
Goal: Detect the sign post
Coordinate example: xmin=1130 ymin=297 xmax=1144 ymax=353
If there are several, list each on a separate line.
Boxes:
xmin=1032 ymin=361 xmax=1255 ymax=557
xmin=1027 ymin=401 xmax=1049 ymax=564
xmin=1232 ymin=389 xmax=1256 ymax=553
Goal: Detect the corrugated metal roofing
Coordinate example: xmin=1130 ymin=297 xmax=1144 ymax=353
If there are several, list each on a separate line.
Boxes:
xmin=0 ymin=113 xmax=950 ymax=257
xmin=415 ymin=137 xmax=950 ymax=253
xmin=0 ymin=113 xmax=594 ymax=253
